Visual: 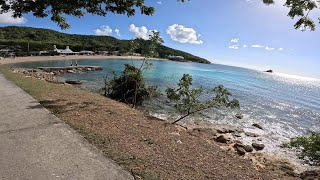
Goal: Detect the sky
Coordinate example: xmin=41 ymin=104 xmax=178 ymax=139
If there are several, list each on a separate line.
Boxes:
xmin=0 ymin=0 xmax=320 ymax=78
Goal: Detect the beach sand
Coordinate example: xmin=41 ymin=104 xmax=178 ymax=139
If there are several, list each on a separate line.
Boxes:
xmin=0 ymin=55 xmax=159 ymax=65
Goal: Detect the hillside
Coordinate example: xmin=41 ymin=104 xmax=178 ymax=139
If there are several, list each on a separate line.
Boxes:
xmin=0 ymin=26 xmax=210 ymax=64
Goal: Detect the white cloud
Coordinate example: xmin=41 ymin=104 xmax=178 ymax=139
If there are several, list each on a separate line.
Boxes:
xmin=157 ymin=1 xmax=162 ymax=5
xmin=166 ymin=24 xmax=203 ymax=44
xmin=251 ymin=44 xmax=264 ymax=48
xmin=243 ymin=45 xmax=248 ymax=48
xmin=229 ymin=38 xmax=240 ymax=49
xmin=0 ymin=12 xmax=27 ymax=24
xmin=265 ymin=46 xmax=275 ymax=51
xmin=129 ymin=24 xmax=156 ymax=40
xmin=95 ymin=25 xmax=113 ymax=36
xmin=115 ymin=29 xmax=121 ymax=37
xmin=278 ymin=47 xmax=284 ymax=51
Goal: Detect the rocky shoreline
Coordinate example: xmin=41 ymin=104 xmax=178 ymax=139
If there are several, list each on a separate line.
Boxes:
xmin=182 ymin=120 xmax=320 ymax=178
xmin=11 ymin=66 xmax=102 ymax=84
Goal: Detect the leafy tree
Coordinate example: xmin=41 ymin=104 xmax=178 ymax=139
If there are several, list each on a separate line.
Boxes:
xmin=264 ymin=0 xmax=319 ymax=31
xmin=0 ymin=0 xmax=319 ymax=30
xmin=105 ymin=31 xmax=163 ymax=107
xmin=283 ymin=133 xmax=320 ymax=166
xmin=166 ymin=74 xmax=240 ymax=124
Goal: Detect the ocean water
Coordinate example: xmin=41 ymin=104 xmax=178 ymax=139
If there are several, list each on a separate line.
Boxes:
xmin=13 ymin=58 xmax=320 ymax=164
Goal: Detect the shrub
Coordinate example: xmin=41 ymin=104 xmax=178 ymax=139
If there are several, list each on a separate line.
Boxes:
xmin=166 ymin=74 xmax=240 ymax=124
xmin=284 ymin=133 xmax=320 ymax=166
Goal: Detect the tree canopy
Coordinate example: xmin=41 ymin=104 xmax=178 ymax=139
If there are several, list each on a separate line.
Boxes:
xmin=0 ymin=0 xmax=319 ymax=30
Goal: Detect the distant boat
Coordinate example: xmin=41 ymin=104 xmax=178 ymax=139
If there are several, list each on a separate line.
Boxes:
xmin=265 ymin=69 xmax=273 ymax=73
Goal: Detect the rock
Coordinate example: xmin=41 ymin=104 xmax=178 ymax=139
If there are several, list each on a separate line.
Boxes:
xmin=67 ymin=70 xmax=75 ymax=73
xmin=300 ymin=170 xmax=320 ymax=180
xmin=243 ymin=145 xmax=254 ymax=152
xmin=265 ymin=69 xmax=273 ymax=73
xmin=216 ymin=135 xmax=228 ymax=143
xmin=252 ymin=123 xmax=263 ymax=130
xmin=245 ymin=132 xmax=259 ymax=137
xmin=234 ymin=143 xmax=253 ymax=153
xmin=252 ymin=143 xmax=265 ymax=151
xmin=233 ymin=133 xmax=242 ymax=137
xmin=192 ymin=128 xmax=217 ymax=137
xmin=65 ymin=80 xmax=82 ymax=85
xmin=235 ymin=146 xmax=246 ymax=156
xmin=235 ymin=113 xmax=244 ymax=119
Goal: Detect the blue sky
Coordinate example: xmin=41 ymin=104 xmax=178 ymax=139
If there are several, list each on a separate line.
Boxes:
xmin=0 ymin=0 xmax=320 ymax=78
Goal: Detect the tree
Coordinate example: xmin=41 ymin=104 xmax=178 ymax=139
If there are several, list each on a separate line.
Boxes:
xmin=105 ymin=31 xmax=163 ymax=108
xmin=1 ymin=0 xmax=318 ymax=30
xmin=166 ymin=74 xmax=240 ymax=124
xmin=263 ymin=0 xmax=319 ymax=31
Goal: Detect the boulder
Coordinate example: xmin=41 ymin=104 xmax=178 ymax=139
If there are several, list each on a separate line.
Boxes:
xmin=235 ymin=146 xmax=246 ymax=156
xmin=243 ymin=145 xmax=254 ymax=152
xmin=252 ymin=143 xmax=265 ymax=151
xmin=235 ymin=113 xmax=244 ymax=119
xmin=252 ymin=123 xmax=263 ymax=130
xmin=245 ymin=132 xmax=259 ymax=137
xmin=300 ymin=170 xmax=320 ymax=180
xmin=234 ymin=143 xmax=253 ymax=153
xmin=216 ymin=135 xmax=228 ymax=143
xmin=265 ymin=69 xmax=273 ymax=73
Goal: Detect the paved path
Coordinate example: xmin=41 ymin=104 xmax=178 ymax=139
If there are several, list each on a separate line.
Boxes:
xmin=0 ymin=74 xmax=133 ymax=180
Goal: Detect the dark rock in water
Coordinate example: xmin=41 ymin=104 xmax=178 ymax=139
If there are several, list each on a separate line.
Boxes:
xmin=252 ymin=123 xmax=263 ymax=130
xmin=265 ymin=69 xmax=273 ymax=73
xmin=65 ymin=80 xmax=82 ymax=85
xmin=252 ymin=143 xmax=265 ymax=151
xmin=235 ymin=113 xmax=244 ymax=119
xmin=300 ymin=170 xmax=320 ymax=179
xmin=245 ymin=132 xmax=259 ymax=137
xmin=216 ymin=135 xmax=228 ymax=143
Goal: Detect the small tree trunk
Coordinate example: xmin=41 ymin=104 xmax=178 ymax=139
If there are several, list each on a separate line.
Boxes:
xmin=172 ymin=114 xmax=189 ymax=124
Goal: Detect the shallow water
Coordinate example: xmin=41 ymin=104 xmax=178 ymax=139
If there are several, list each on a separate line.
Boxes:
xmin=13 ymin=58 xmax=320 ymax=166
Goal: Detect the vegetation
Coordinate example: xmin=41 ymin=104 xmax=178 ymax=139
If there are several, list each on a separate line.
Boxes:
xmin=105 ymin=31 xmax=163 ymax=107
xmin=0 ymin=0 xmax=318 ymax=30
xmin=166 ymin=74 xmax=240 ymax=124
xmin=0 ymin=26 xmax=210 ymax=64
xmin=283 ymin=133 xmax=320 ymax=166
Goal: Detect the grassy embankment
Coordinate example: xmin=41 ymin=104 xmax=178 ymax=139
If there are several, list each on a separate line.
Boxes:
xmin=0 ymin=65 xmax=293 ymax=180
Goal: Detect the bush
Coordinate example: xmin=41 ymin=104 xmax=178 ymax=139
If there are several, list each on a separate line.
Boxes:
xmin=105 ymin=64 xmax=149 ymax=106
xmin=166 ymin=74 xmax=240 ymax=124
xmin=284 ymin=133 xmax=320 ymax=166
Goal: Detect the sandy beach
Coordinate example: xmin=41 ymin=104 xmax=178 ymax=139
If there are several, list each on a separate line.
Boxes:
xmin=0 ymin=55 xmax=159 ymax=65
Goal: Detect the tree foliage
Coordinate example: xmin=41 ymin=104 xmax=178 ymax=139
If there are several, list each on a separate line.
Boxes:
xmin=0 ymin=0 xmax=319 ymax=30
xmin=263 ymin=0 xmax=319 ymax=31
xmin=166 ymin=74 xmax=240 ymax=124
xmin=105 ymin=31 xmax=163 ymax=107
xmin=283 ymin=133 xmax=320 ymax=166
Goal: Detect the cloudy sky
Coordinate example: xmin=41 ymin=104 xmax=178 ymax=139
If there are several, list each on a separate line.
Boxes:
xmin=0 ymin=0 xmax=320 ymax=78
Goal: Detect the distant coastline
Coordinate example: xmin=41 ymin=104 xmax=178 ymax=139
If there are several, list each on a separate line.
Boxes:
xmin=0 ymin=55 xmax=167 ymax=65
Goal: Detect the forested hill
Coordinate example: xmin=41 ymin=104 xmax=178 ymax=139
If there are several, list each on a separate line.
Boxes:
xmin=0 ymin=26 xmax=210 ymax=64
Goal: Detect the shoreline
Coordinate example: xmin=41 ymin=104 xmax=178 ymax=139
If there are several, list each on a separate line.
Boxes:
xmin=1 ymin=60 xmax=319 ymax=178
xmin=0 ymin=55 xmax=168 ymax=65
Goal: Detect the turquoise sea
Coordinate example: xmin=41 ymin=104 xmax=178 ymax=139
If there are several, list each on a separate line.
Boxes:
xmin=13 ymin=58 xmax=320 ymax=159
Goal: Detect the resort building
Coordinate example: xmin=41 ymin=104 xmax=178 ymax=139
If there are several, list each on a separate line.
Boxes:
xmin=53 ymin=45 xmax=79 ymax=55
xmin=168 ymin=55 xmax=185 ymax=61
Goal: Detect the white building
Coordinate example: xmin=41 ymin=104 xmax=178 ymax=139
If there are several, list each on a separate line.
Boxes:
xmin=53 ymin=45 xmax=78 ymax=55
